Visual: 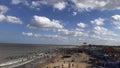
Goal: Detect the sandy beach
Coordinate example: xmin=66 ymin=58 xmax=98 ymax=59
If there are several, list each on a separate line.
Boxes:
xmin=36 ymin=50 xmax=91 ymax=68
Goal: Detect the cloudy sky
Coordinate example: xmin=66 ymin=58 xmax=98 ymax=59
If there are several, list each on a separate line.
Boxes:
xmin=0 ymin=0 xmax=120 ymax=45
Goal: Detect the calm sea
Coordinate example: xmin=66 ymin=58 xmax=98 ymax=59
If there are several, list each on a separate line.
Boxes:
xmin=0 ymin=44 xmax=67 ymax=63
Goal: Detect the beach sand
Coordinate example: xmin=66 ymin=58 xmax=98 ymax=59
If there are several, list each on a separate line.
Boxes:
xmin=36 ymin=52 xmax=91 ymax=68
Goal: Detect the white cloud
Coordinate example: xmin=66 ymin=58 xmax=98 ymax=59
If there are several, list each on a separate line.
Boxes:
xmin=93 ymin=26 xmax=117 ymax=36
xmin=56 ymin=29 xmax=69 ymax=35
xmin=11 ymin=0 xmax=120 ymax=12
xmin=22 ymin=25 xmax=118 ymax=45
xmin=72 ymin=12 xmax=77 ymax=16
xmin=0 ymin=5 xmax=8 ymax=14
xmin=41 ymin=34 xmax=66 ymax=39
xmin=0 ymin=5 xmax=22 ymax=24
xmin=6 ymin=16 xmax=22 ymax=24
xmin=28 ymin=15 xmax=63 ymax=29
xmin=71 ymin=0 xmax=107 ymax=11
xmin=71 ymin=30 xmax=84 ymax=37
xmin=31 ymin=1 xmax=41 ymax=8
xmin=87 ymin=26 xmax=118 ymax=45
xmin=22 ymin=32 xmax=66 ymax=40
xmin=55 ymin=28 xmax=85 ymax=37
xmin=75 ymin=28 xmax=84 ymax=31
xmin=31 ymin=1 xmax=47 ymax=9
xmin=0 ymin=15 xmax=22 ymax=24
xmin=11 ymin=0 xmax=29 ymax=5
xmin=77 ymin=22 xmax=87 ymax=28
xmin=91 ymin=18 xmax=105 ymax=25
xmin=22 ymin=32 xmax=33 ymax=36
xmin=31 ymin=0 xmax=68 ymax=10
xmin=11 ymin=0 xmax=21 ymax=4
xmin=111 ymin=14 xmax=120 ymax=29
xmin=11 ymin=0 xmax=67 ymax=11
xmin=0 ymin=14 xmax=5 ymax=22
xmin=53 ymin=2 xmax=66 ymax=10
xmin=0 ymin=5 xmax=7 ymax=22
xmin=90 ymin=34 xmax=118 ymax=44
xmin=71 ymin=0 xmax=120 ymax=11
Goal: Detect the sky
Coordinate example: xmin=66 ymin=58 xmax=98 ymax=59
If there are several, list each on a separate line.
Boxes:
xmin=1 ymin=0 xmax=120 ymax=45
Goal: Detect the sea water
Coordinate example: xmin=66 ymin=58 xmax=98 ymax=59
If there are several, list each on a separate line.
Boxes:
xmin=0 ymin=44 xmax=66 ymax=64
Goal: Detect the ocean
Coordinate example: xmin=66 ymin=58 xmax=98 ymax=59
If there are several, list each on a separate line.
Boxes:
xmin=0 ymin=44 xmax=67 ymax=64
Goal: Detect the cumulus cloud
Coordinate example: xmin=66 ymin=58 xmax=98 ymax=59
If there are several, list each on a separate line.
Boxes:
xmin=71 ymin=0 xmax=120 ymax=11
xmin=11 ymin=0 xmax=67 ymax=11
xmin=6 ymin=16 xmax=22 ymax=24
xmin=77 ymin=22 xmax=87 ymax=28
xmin=53 ymin=1 xmax=66 ymax=10
xmin=56 ymin=29 xmax=69 ymax=35
xmin=30 ymin=1 xmax=48 ymax=10
xmin=0 ymin=5 xmax=22 ymax=24
xmin=22 ymin=32 xmax=66 ymax=40
xmin=0 ymin=15 xmax=22 ymax=24
xmin=0 ymin=14 xmax=5 ymax=22
xmin=72 ymin=12 xmax=77 ymax=16
xmin=91 ymin=18 xmax=105 ymax=25
xmin=93 ymin=26 xmax=117 ymax=36
xmin=71 ymin=0 xmax=107 ymax=11
xmin=55 ymin=28 xmax=86 ymax=37
xmin=31 ymin=1 xmax=42 ymax=8
xmin=11 ymin=0 xmax=21 ymax=4
xmin=27 ymin=15 xmax=63 ymax=29
xmin=111 ymin=14 xmax=120 ymax=29
xmin=22 ymin=26 xmax=118 ymax=45
xmin=41 ymin=34 xmax=66 ymax=39
xmin=0 ymin=5 xmax=7 ymax=22
xmin=11 ymin=0 xmax=120 ymax=12
xmin=86 ymin=26 xmax=118 ymax=44
xmin=0 ymin=5 xmax=8 ymax=14
xmin=22 ymin=32 xmax=33 ymax=36
xmin=11 ymin=0 xmax=29 ymax=5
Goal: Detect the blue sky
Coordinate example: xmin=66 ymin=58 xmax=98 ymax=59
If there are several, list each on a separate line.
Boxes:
xmin=1 ymin=0 xmax=120 ymax=45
